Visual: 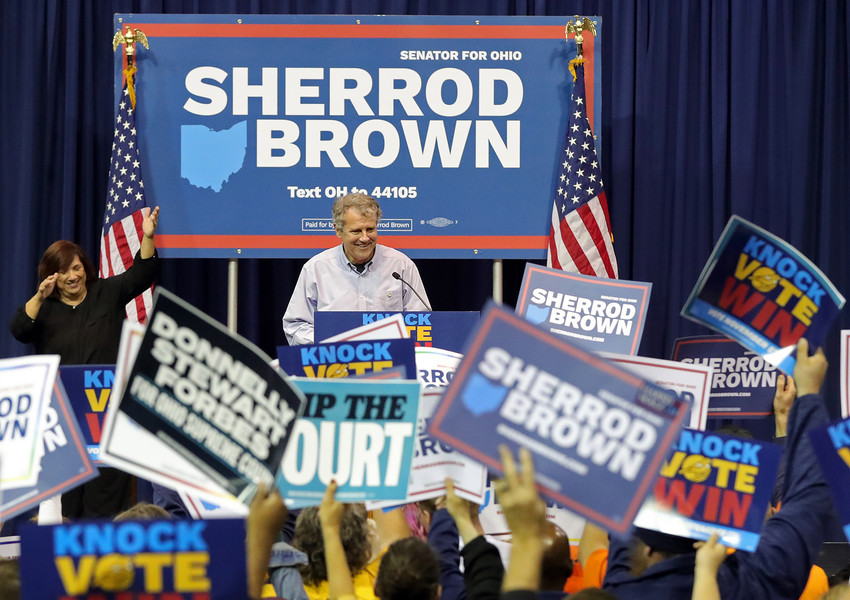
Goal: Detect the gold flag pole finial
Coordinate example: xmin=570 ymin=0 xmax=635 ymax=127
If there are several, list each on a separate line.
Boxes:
xmin=112 ymin=27 xmax=149 ymax=108
xmin=565 ymin=17 xmax=597 ymax=80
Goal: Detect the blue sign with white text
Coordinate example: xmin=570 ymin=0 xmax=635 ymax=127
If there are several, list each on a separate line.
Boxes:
xmin=672 ymin=336 xmax=778 ymax=418
xmin=516 ymin=263 xmax=651 ymax=355
xmin=0 ymin=379 xmax=97 ymax=522
xmin=429 ymin=301 xmax=687 ymax=534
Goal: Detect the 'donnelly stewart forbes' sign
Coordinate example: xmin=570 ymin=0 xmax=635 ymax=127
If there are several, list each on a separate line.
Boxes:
xmin=115 ymin=288 xmax=305 ymax=501
xmin=115 ymin=14 xmax=602 ymax=259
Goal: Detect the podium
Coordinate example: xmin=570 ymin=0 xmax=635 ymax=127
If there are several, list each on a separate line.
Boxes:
xmin=315 ymin=311 xmax=479 ymax=353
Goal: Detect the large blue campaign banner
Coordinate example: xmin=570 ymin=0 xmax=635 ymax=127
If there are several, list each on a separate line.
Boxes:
xmin=115 ymin=14 xmax=601 ymax=259
xmin=0 ymin=379 xmax=97 ymax=522
xmin=682 ymin=216 xmax=844 ymax=374
xmin=276 ymin=338 xmax=417 ymax=378
xmin=672 ymin=336 xmax=778 ymax=419
xmin=278 ymin=378 xmax=419 ymax=507
xmin=516 ymin=263 xmax=651 ymax=355
xmin=809 ymin=417 xmax=850 ymax=542
xmin=19 ymin=518 xmax=247 ymax=599
xmin=60 ymin=365 xmax=115 ymax=464
xmin=315 ymin=311 xmax=479 ymax=352
xmin=632 ymin=429 xmax=781 ymax=551
xmin=429 ymin=302 xmax=687 ymax=534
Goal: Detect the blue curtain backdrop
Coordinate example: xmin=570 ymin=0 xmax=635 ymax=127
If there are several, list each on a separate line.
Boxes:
xmin=3 ymin=0 xmax=849 ymax=414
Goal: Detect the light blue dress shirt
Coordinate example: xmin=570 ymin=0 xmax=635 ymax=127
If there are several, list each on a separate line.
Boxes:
xmin=282 ymin=244 xmax=430 ymax=345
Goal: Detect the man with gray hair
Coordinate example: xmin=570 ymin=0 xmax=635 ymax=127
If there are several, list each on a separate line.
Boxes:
xmin=282 ymin=193 xmax=430 ymax=345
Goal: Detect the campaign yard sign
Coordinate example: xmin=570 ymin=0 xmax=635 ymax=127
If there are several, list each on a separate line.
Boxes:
xmin=599 ymin=353 xmax=711 ymax=431
xmin=0 ymin=355 xmax=59 ymax=491
xmin=114 ymin=14 xmax=602 ymax=260
xmin=59 ymin=365 xmax=115 ymax=464
xmin=278 ymin=378 xmax=419 ymax=507
xmin=315 ymin=311 xmax=480 ymax=352
xmin=276 ymin=338 xmax=417 ymax=379
xmin=672 ymin=335 xmax=778 ymax=419
xmin=369 ymin=389 xmax=487 ymax=509
xmin=416 ymin=346 xmax=463 ymax=389
xmin=19 ymin=518 xmax=247 ymax=599
xmin=633 ymin=429 xmax=781 ymax=551
xmin=114 ymin=288 xmax=305 ymax=502
xmin=516 ymin=263 xmax=651 ymax=355
xmin=809 ymin=417 xmax=850 ymax=542
xmin=0 ymin=378 xmax=97 ymax=522
xmin=320 ymin=313 xmax=409 ymax=342
xmin=429 ymin=302 xmax=687 ymax=534
xmin=682 ymin=216 xmax=844 ymax=374
xmin=100 ymin=321 xmax=248 ymax=504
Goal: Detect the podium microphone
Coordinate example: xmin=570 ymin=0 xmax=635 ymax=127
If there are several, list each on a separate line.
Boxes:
xmin=392 ymin=271 xmax=432 ymax=311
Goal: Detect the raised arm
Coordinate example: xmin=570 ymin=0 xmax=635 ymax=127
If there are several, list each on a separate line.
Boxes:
xmin=692 ymin=533 xmax=727 ymax=600
xmin=318 ymin=481 xmax=356 ymax=600
xmin=720 ymin=338 xmax=830 ymax=598
xmin=497 ymin=446 xmax=547 ymax=594
xmin=140 ymin=205 xmax=159 ymax=259
xmin=246 ymin=483 xmax=288 ymax=600
xmin=23 ymin=273 xmax=58 ymax=320
xmin=773 ymin=373 xmax=796 ymax=438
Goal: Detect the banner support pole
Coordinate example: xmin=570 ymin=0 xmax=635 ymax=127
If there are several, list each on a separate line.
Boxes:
xmin=493 ymin=259 xmax=503 ymax=304
xmin=228 ymin=259 xmax=238 ymax=332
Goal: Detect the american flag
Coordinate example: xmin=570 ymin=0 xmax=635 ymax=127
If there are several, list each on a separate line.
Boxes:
xmin=99 ymin=79 xmax=152 ymax=323
xmin=547 ymin=62 xmax=618 ymax=279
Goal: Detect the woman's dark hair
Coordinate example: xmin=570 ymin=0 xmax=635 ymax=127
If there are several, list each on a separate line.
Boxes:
xmin=292 ymin=504 xmax=373 ymax=587
xmin=374 ymin=537 xmax=440 ymax=600
xmin=38 ymin=241 xmax=97 ymax=297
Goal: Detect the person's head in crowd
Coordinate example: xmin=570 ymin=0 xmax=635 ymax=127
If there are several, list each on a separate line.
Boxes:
xmin=114 ymin=502 xmax=172 ymax=522
xmin=629 ymin=527 xmax=698 ymax=576
xmin=569 ymin=588 xmax=619 ymax=599
xmin=539 ymin=521 xmax=573 ymax=590
xmin=37 ymin=240 xmax=97 ymax=302
xmin=374 ymin=537 xmax=440 ymax=600
xmin=0 ymin=558 xmax=20 ymax=600
xmin=292 ymin=503 xmax=373 ymax=586
xmin=332 ymin=193 xmax=381 ymax=265
xmin=405 ymin=500 xmax=436 ymax=540
xmin=822 ymin=583 xmax=850 ymax=599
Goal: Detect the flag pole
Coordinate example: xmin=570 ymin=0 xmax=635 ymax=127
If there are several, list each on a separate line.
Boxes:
xmin=113 ymin=27 xmax=150 ymax=108
xmin=102 ymin=27 xmax=158 ymax=324
xmin=565 ymin=16 xmax=597 ymax=59
xmin=546 ymin=17 xmax=617 ymax=278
